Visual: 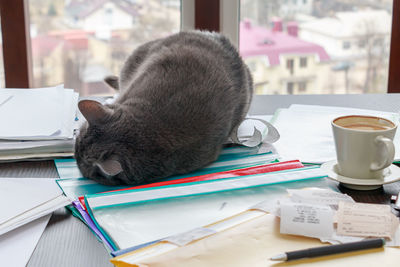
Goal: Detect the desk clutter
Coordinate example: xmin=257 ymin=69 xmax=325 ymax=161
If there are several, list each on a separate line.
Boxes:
xmin=1 ymin=90 xmax=400 ymax=266
xmin=54 ymin=152 xmax=400 ymax=266
xmin=0 ymin=85 xmax=79 ymax=161
xmin=54 ymin=149 xmax=331 ymax=251
xmin=111 ymin=189 xmax=400 ymax=267
xmin=0 ymin=178 xmax=71 ymax=266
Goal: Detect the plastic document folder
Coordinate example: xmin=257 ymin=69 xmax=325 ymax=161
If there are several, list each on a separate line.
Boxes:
xmin=84 ymin=166 xmax=328 ymax=250
xmin=55 ymin=145 xmax=282 ymax=252
xmin=271 ymin=104 xmax=400 ymax=164
xmin=64 ymin=160 xmax=304 ymax=254
xmin=111 ymin=211 xmax=399 ymax=267
xmin=54 ymin=144 xmax=274 ymax=179
xmin=78 ymin=160 xmax=304 ymax=209
xmin=56 ymin=147 xmax=279 ymax=200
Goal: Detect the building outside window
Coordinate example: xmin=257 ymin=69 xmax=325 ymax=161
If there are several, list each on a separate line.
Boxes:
xmin=240 ymin=0 xmax=393 ymax=94
xmin=28 ymin=0 xmax=181 ymax=96
xmin=1 ymin=0 xmax=396 ymax=96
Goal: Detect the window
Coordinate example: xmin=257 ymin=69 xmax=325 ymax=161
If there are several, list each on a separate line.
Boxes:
xmin=1 ymin=0 xmax=399 ymax=95
xmin=298 ymin=81 xmax=307 ymax=92
xmin=287 ymin=82 xmax=294 ymax=94
xmin=342 ymin=41 xmax=351 ymax=49
xmin=358 ymin=40 xmax=366 ymax=48
xmin=286 ymin=58 xmax=294 ymax=75
xmin=300 ymin=57 xmax=307 ymax=68
xmin=28 ymin=0 xmax=181 ymax=96
xmin=240 ymin=0 xmax=394 ymax=94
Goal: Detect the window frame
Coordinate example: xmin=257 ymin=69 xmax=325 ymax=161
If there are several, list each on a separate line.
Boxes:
xmin=1 ymin=0 xmax=399 ymax=93
xmin=0 ymin=0 xmax=33 ymax=88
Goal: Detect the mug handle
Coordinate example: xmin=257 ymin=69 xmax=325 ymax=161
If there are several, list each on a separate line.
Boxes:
xmin=370 ymin=135 xmax=395 ymax=171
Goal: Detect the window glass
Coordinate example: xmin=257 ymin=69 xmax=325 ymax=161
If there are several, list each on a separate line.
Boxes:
xmin=300 ymin=57 xmax=307 ymax=68
xmin=240 ymin=0 xmax=393 ymax=94
xmin=29 ymin=0 xmax=181 ymax=96
xmin=0 ymin=21 xmax=4 ymax=88
xmin=298 ymin=81 xmax=307 ymax=92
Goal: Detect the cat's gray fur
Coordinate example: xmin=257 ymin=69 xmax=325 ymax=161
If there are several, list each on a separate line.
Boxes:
xmin=75 ymin=31 xmax=253 ymax=185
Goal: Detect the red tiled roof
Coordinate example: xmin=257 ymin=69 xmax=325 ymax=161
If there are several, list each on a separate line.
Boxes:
xmin=31 ymin=35 xmax=63 ymax=58
xmin=31 ymin=30 xmax=96 ymax=57
xmin=239 ymin=21 xmax=330 ymax=66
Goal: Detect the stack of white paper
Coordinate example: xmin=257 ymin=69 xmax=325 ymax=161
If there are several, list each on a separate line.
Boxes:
xmin=271 ymin=104 xmax=400 ymax=163
xmin=0 ymin=85 xmax=79 ymax=161
xmin=0 ymin=178 xmax=71 ymax=235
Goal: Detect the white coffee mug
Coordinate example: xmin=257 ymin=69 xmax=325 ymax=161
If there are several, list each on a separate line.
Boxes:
xmin=332 ymin=115 xmax=397 ymax=179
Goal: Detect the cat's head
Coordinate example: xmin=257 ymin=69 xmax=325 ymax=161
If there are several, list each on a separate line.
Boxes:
xmin=75 ymin=100 xmax=132 ymax=185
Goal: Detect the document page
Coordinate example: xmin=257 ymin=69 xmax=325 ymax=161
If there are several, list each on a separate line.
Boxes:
xmin=0 ymin=178 xmax=63 ymax=225
xmin=337 ymin=202 xmax=399 ymax=238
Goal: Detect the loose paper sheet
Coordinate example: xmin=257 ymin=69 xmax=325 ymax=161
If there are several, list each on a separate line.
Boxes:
xmin=0 ymin=178 xmax=63 ymax=225
xmin=280 ymin=202 xmax=334 ymax=239
xmin=336 ymin=202 xmax=399 ymax=238
xmin=0 ymin=215 xmax=51 ymax=267
xmin=287 ymin=188 xmax=354 ymax=210
xmin=0 ymin=194 xmax=70 ymax=235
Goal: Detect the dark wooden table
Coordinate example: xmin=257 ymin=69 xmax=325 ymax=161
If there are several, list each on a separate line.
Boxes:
xmin=1 ymin=94 xmax=400 ymax=267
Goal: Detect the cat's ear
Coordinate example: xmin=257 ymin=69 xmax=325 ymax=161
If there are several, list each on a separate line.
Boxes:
xmin=104 ymin=75 xmax=119 ymax=90
xmin=95 ymin=159 xmax=123 ymax=177
xmin=78 ymin=100 xmax=113 ymax=125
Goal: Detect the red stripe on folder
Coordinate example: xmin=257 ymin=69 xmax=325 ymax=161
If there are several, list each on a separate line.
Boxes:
xmin=79 ymin=160 xmax=304 ymax=210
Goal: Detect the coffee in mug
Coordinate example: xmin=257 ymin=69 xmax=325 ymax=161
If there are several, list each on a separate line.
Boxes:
xmin=332 ymin=115 xmax=397 ymax=180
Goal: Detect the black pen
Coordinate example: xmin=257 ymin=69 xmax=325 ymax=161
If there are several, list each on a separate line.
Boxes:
xmin=270 ymin=238 xmax=385 ymax=261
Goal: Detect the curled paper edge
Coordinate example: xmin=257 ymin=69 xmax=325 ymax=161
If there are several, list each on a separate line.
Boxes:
xmin=229 ymin=118 xmax=280 ymax=147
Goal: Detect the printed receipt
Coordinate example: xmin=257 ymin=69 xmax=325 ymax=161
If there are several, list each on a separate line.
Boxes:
xmin=337 ymin=202 xmax=399 ymax=238
xmin=287 ymin=188 xmax=354 ymax=210
xmin=280 ymin=202 xmax=334 ymax=239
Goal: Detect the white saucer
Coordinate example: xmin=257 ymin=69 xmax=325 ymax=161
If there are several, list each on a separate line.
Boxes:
xmin=321 ymin=160 xmax=400 ymax=190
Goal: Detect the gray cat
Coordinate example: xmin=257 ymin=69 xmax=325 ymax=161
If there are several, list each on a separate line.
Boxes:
xmin=75 ymin=31 xmax=253 ymax=185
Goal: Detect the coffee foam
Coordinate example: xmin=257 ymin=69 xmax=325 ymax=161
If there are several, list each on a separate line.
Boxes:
xmin=333 ymin=115 xmax=395 ymax=131
xmin=341 ymin=123 xmax=391 ymax=130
